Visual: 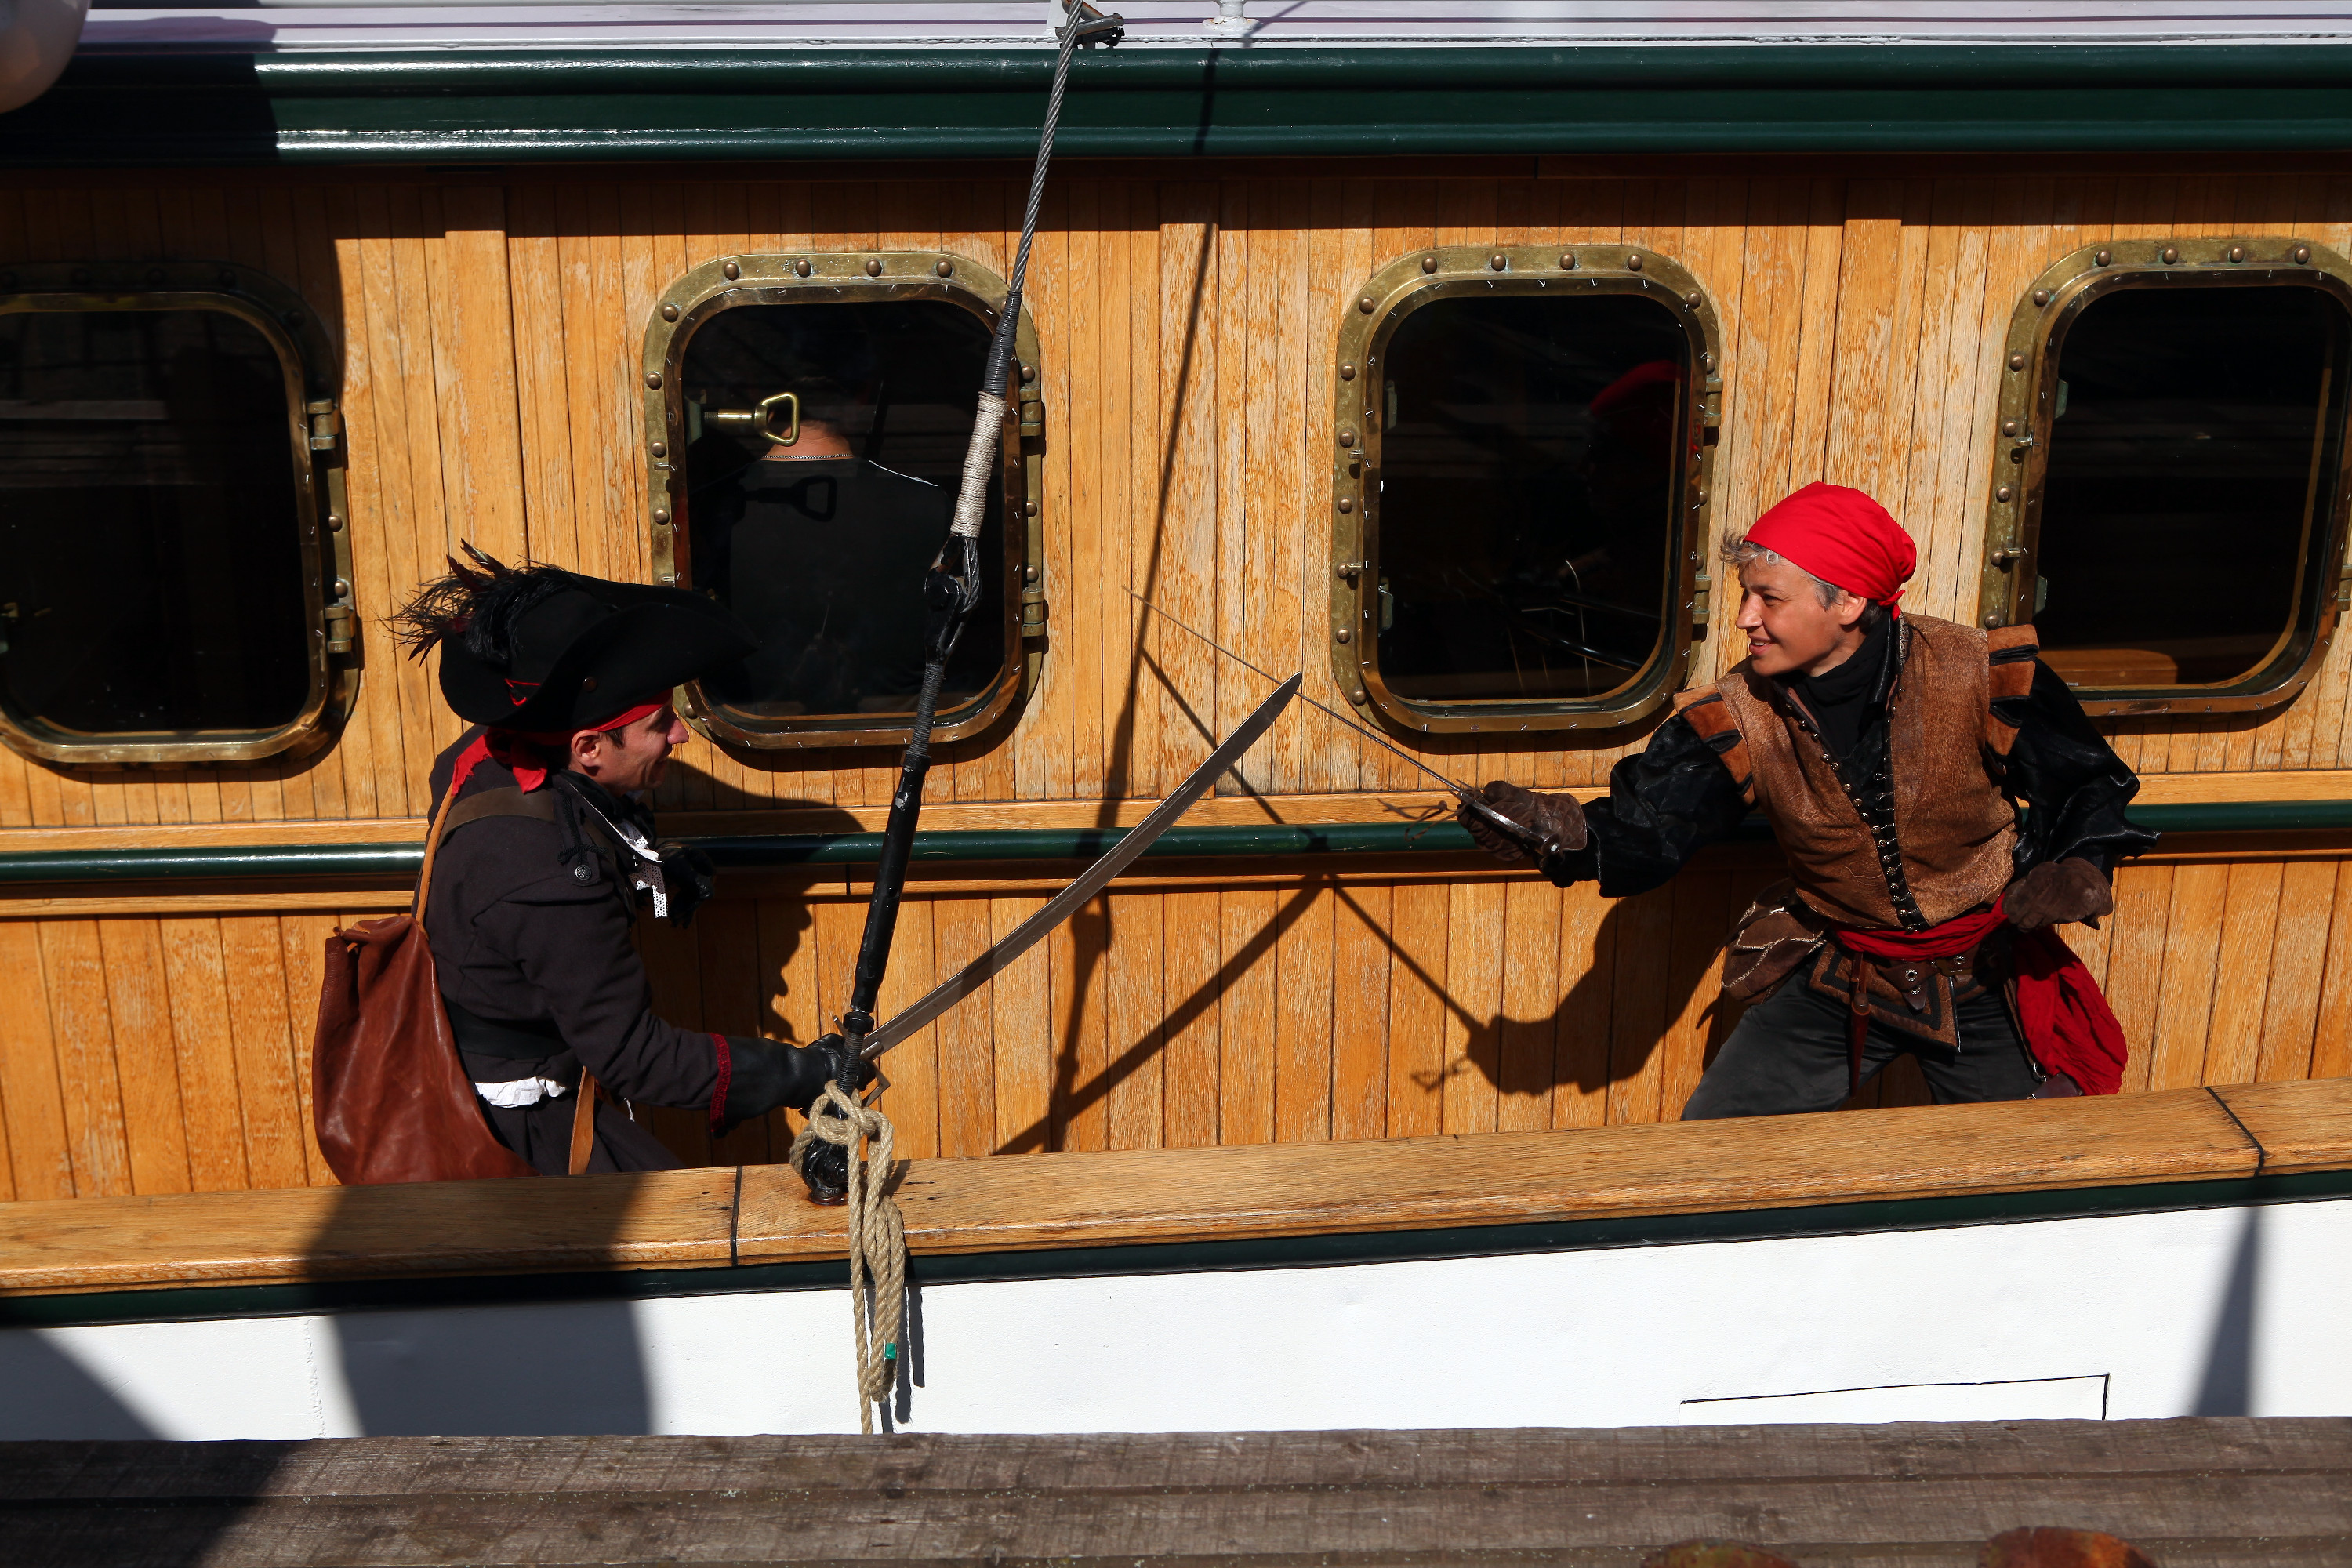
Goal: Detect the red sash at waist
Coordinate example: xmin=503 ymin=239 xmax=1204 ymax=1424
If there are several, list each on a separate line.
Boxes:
xmin=1828 ymin=897 xmax=2129 ymax=1095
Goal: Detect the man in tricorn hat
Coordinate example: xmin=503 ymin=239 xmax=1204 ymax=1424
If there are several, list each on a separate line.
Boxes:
xmin=393 ymin=551 xmax=860 ymax=1173
xmin=1460 ymin=483 xmax=2155 ymax=1116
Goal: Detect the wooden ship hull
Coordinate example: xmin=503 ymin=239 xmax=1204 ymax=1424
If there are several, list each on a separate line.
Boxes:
xmin=0 ymin=2 xmax=2350 ymax=1441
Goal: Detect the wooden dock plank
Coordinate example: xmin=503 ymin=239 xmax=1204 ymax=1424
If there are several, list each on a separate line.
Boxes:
xmin=2 ymin=1420 xmax=2343 ymax=1567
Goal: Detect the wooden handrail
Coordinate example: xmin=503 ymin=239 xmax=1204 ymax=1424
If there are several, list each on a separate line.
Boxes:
xmin=1 ymin=1080 xmax=2345 ymax=1299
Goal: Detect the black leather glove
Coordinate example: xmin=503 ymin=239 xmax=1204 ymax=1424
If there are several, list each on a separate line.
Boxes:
xmin=1456 ymin=780 xmax=1588 ymax=869
xmin=720 ymin=1036 xmax=844 ymax=1130
xmin=2005 ymin=858 xmax=2114 ymax=931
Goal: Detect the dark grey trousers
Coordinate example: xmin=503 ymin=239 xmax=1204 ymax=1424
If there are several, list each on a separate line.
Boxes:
xmin=1680 ymin=971 xmax=2045 ymax=1120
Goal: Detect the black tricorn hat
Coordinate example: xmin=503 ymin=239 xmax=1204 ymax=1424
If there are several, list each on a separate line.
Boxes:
xmin=392 ymin=546 xmax=755 ymax=732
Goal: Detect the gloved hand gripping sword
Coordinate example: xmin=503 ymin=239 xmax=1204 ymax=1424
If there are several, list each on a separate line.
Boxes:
xmin=798 ymin=0 xmax=1123 ymax=1204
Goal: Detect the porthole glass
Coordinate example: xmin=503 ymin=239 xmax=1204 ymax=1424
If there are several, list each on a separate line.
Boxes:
xmin=0 ymin=268 xmax=343 ymax=764
xmin=1986 ymin=240 xmax=2352 ymax=713
xmin=1331 ymin=246 xmax=1719 ymax=734
xmin=648 ymin=255 xmax=1036 ymax=750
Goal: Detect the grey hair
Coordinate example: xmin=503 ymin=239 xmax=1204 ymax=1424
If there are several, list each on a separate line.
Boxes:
xmin=1720 ymin=535 xmax=1887 ymax=628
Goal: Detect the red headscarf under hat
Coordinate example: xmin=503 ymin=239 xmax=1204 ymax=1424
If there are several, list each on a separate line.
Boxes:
xmin=447 ymin=701 xmax=668 ymax=797
xmin=1743 ymin=482 xmax=1917 ymax=617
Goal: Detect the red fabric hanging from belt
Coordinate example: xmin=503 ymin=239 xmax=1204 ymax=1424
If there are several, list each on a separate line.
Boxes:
xmin=445 ymin=702 xmax=666 ymax=797
xmin=1832 ymin=897 xmax=2129 ymax=1097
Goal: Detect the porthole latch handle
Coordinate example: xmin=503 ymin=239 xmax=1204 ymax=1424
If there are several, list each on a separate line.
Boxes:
xmin=1991 ymin=546 xmax=2031 ymax=568
xmin=306 ymin=400 xmax=341 ymax=453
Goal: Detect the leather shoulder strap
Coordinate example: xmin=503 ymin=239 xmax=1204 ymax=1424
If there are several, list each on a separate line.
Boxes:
xmin=1984 ymin=622 xmax=2041 ymax=757
xmin=441 ymin=786 xmax=561 ymax=838
xmin=1673 ymin=685 xmax=1758 ymax=808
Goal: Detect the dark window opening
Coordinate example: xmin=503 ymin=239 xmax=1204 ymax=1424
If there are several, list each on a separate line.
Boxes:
xmin=0 ymin=307 xmax=309 ymax=737
xmin=2036 ymin=285 xmax=2350 ymax=689
xmin=1374 ymin=294 xmax=1689 ymax=704
xmin=681 ymin=301 xmax=1007 ymax=725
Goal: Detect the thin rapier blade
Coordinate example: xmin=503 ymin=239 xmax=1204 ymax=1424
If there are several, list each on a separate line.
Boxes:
xmin=859 ymin=673 xmax=1303 ymax=1061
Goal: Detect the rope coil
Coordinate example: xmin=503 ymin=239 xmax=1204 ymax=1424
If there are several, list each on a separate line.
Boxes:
xmin=789 ymin=1083 xmax=908 ymax=1434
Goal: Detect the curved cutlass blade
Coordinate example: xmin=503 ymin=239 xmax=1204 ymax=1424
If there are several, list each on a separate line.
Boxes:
xmin=860 ymin=673 xmax=1301 ymax=1062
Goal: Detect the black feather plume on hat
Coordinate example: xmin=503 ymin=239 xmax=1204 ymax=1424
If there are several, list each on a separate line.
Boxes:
xmin=388 ymin=543 xmax=579 ymax=667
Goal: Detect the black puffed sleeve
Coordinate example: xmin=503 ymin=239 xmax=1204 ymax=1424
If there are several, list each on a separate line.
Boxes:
xmin=1544 ymin=712 xmax=1754 ymax=897
xmin=1995 ymin=659 xmax=2159 ymax=875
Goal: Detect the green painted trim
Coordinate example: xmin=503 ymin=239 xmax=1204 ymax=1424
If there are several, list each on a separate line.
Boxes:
xmin=5 ymin=1167 xmax=2348 ymax=1330
xmin=0 ymin=800 xmax=2342 ymax=884
xmin=13 ymin=45 xmax=2352 ymax=165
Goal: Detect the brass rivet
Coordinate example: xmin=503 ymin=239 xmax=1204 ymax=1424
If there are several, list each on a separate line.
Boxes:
xmin=722 ymin=261 xmax=740 ymax=280
xmin=936 ymin=259 xmax=954 ymax=278
xmin=1685 ymin=291 xmax=1701 ymax=309
xmin=1338 ymin=426 xmax=1357 ymax=447
xmin=666 ymin=302 xmax=688 ymax=322
xmin=328 ymin=512 xmax=345 ymax=532
xmin=1625 ymin=254 xmax=1643 ymax=271
xmin=651 ymin=441 xmax=668 ymax=458
xmin=2032 ymin=289 xmax=2050 ymax=306
xmin=1702 ymin=352 xmax=1715 ymax=372
xmin=1560 ymin=252 xmax=1577 ymax=270
xmin=283 ymin=309 xmax=303 ymax=326
xmin=645 ymin=372 xmax=663 ymax=389
xmin=1337 ymin=498 xmax=1354 ymax=514
xmin=2009 ymin=354 xmax=2026 ymax=371
xmin=1351 ymin=687 xmax=1367 ymax=705
xmin=581 ymin=677 xmax=597 ymax=692
xmin=1020 ymin=363 xmax=1036 ymax=385
xmin=1421 ymin=255 xmax=1439 ymax=274
xmin=1489 ymin=253 xmax=1506 ymax=271
xmin=2295 ymin=245 xmax=2312 ymax=264
xmin=1359 ymin=296 xmax=1376 ymax=313
xmin=1335 ymin=629 xmax=1352 ymax=644
xmin=2095 ymin=249 xmax=2111 ymax=266
xmin=866 ymin=258 xmax=884 ymax=277
xmin=794 ymin=259 xmax=812 ymax=277
xmin=2229 ymin=245 xmax=2246 ymax=263
xmin=1023 ymin=499 xmax=1039 ymax=517
xmin=1340 ymin=362 xmax=1356 ymax=381
xmin=2002 ymin=419 xmax=2019 ymax=437
xmin=1024 ymin=565 xmax=1039 ymax=584
xmin=1984 ymin=613 xmax=2004 ymax=628
xmin=1996 ymin=485 xmax=2013 ymax=503
xmin=652 ymin=508 xmax=670 ymax=524
xmin=2161 ymin=246 xmax=2180 ymax=263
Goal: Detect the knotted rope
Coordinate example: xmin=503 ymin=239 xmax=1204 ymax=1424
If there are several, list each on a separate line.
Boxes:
xmin=789 ymin=1082 xmax=907 ymax=1434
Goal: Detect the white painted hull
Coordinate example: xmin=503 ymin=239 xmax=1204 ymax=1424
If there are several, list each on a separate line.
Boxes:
xmin=5 ymin=1195 xmax=2345 ymax=1440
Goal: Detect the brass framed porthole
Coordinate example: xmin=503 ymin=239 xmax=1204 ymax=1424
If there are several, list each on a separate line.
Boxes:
xmin=642 ymin=252 xmax=1044 ymax=752
xmin=1980 ymin=238 xmax=2352 ymax=716
xmin=1330 ymin=245 xmax=1722 ymax=735
xmin=0 ymin=263 xmax=353 ymax=765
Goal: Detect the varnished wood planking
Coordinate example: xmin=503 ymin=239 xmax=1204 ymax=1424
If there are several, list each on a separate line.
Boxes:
xmin=8 ymin=170 xmax=2352 ymax=1197
xmin=2 ymin=1079 xmax=2307 ymax=1297
xmin=2 ymin=843 xmax=2347 ymax=1193
xmin=3 ymin=171 xmax=2350 ymax=837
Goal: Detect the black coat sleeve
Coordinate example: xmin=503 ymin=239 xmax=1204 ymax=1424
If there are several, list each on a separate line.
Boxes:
xmin=1996 ymin=659 xmax=2160 ymax=875
xmin=1544 ymin=712 xmax=1753 ymax=897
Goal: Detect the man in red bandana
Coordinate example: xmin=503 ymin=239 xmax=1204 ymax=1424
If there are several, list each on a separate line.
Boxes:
xmin=1461 ymin=483 xmax=2155 ymax=1116
xmin=390 ymin=550 xmax=858 ymax=1173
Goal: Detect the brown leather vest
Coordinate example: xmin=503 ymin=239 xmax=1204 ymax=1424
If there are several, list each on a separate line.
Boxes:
xmin=1679 ymin=615 xmax=2038 ymax=931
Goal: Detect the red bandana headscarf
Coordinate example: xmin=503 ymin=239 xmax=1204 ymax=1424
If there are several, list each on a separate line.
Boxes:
xmin=1744 ymin=482 xmax=1918 ymax=617
xmin=447 ymin=702 xmax=666 ymax=796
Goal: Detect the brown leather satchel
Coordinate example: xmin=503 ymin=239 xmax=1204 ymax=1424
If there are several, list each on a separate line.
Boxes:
xmin=311 ymin=782 xmax=538 ymax=1185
